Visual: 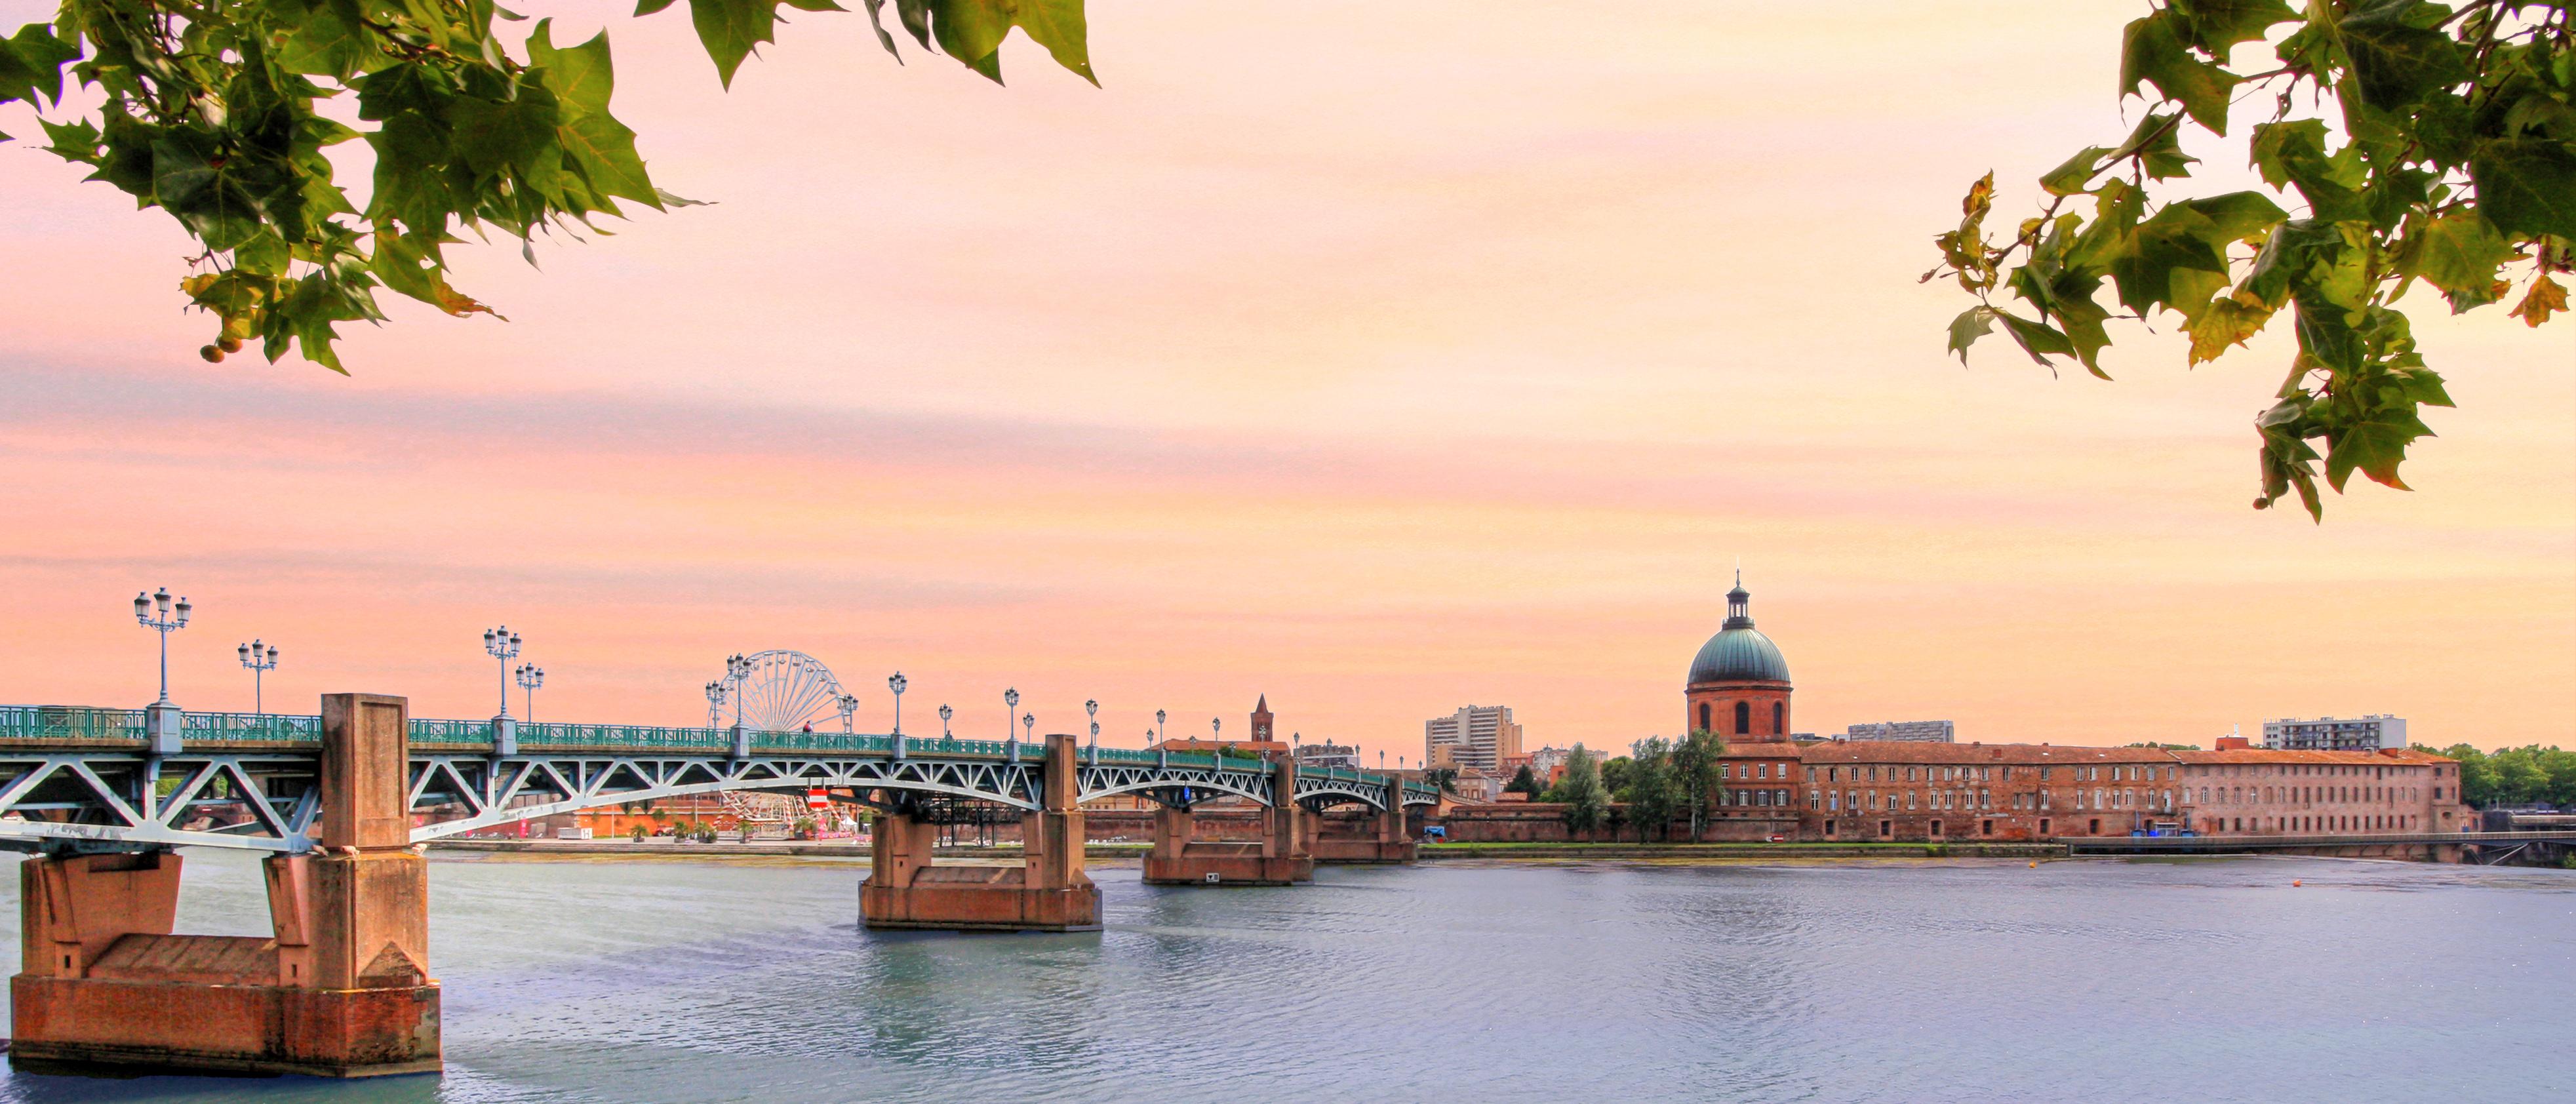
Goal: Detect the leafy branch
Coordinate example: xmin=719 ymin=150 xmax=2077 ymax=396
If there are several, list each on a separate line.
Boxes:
xmin=1927 ymin=0 xmax=2571 ymax=519
xmin=0 ymin=1 xmax=1094 ymax=373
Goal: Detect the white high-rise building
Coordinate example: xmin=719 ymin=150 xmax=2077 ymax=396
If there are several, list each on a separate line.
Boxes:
xmin=1424 ymin=705 xmax=1523 ymax=772
xmin=2261 ymin=715 xmax=2406 ymax=751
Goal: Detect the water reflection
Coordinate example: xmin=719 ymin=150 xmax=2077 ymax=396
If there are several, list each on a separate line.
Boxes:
xmin=0 ymin=852 xmax=2566 ymax=1103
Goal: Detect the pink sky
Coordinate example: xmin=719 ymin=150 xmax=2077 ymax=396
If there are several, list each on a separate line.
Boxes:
xmin=3 ymin=2 xmax=2569 ymax=759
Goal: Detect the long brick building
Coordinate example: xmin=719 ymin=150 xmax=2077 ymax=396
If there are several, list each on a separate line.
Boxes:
xmin=1561 ymin=576 xmax=2470 ymax=843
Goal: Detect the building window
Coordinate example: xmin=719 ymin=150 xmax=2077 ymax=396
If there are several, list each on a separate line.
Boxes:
xmin=1757 ymin=763 xmax=1770 ymax=779
xmin=1825 ymin=819 xmax=1836 ymax=837
xmin=1699 ymin=702 xmax=1711 ymax=732
xmin=1981 ymin=818 xmax=1994 ymax=837
xmin=1734 ymin=701 xmax=1751 ymax=735
xmin=1772 ymin=701 xmax=1784 ymax=734
xmin=1880 ymin=819 xmax=1892 ymax=837
xmin=1930 ymin=819 xmax=1944 ymax=837
xmin=2038 ymin=818 xmax=2051 ymax=835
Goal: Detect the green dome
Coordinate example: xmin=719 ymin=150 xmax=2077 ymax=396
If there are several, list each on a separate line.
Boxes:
xmin=1686 ymin=581 xmax=1790 ymax=685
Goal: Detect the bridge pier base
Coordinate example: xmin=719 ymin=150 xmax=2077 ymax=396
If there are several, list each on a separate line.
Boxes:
xmin=861 ymin=733 xmax=1100 ymax=932
xmin=1309 ymin=777 xmax=1417 ymax=864
xmin=9 ymin=694 xmax=440 ymax=1079
xmin=1143 ymin=760 xmax=1314 ymax=886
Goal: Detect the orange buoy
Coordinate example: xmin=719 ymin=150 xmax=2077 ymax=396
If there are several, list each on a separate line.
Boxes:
xmin=2292 ymin=880 xmax=2303 ymax=887
xmin=2028 ymin=861 xmax=2038 ymax=868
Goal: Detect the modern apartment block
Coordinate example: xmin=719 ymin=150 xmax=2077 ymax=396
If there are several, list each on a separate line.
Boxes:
xmin=1844 ymin=720 xmax=1956 ymax=743
xmin=2261 ymin=715 xmax=2407 ymax=751
xmin=1425 ymin=704 xmax=1523 ymax=772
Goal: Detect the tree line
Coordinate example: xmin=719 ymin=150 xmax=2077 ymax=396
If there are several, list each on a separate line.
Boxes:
xmin=2427 ymin=743 xmax=2576 ymax=808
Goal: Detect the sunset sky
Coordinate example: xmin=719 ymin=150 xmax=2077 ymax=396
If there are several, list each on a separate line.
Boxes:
xmin=3 ymin=2 xmax=2569 ymax=760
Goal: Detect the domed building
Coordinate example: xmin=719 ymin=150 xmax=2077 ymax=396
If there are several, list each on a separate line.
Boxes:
xmin=1685 ymin=572 xmax=1792 ymax=741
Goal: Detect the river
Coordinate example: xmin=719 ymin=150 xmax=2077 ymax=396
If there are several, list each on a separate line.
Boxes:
xmin=0 ymin=851 xmax=2566 ymax=1103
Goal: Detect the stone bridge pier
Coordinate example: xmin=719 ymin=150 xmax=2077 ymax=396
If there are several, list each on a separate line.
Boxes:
xmin=1305 ymin=775 xmax=1419 ymax=864
xmin=1143 ymin=758 xmax=1315 ymax=886
xmin=860 ymin=732 xmax=1100 ymax=931
xmin=10 ymin=694 xmax=440 ymax=1078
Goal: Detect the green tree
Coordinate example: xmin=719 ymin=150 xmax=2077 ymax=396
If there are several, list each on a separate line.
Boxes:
xmin=0 ymin=1 xmax=1092 ymax=370
xmin=2437 ymin=742 xmax=2498 ymax=806
xmin=1618 ymin=737 xmax=1683 ymax=843
xmin=1598 ymin=755 xmax=1635 ymax=795
xmin=1422 ymin=766 xmax=1459 ymax=794
xmin=1553 ymin=744 xmax=1610 ymax=835
xmin=1503 ymin=763 xmax=1542 ymax=797
xmin=1934 ymin=2 xmax=2571 ymax=519
xmin=1670 ymin=729 xmax=1727 ymax=841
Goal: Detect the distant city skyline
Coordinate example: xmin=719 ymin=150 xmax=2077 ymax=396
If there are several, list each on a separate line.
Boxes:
xmin=2 ymin=2 xmax=2566 ymax=759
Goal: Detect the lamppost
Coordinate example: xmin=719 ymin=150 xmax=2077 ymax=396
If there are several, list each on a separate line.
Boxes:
xmin=888 ymin=672 xmax=907 ymax=736
xmin=236 ymin=639 xmax=277 ymax=715
xmin=482 ymin=626 xmax=522 ymax=720
xmin=1002 ymin=687 xmax=1020 ymax=759
xmin=724 ymin=654 xmax=751 ymax=727
xmin=1022 ymin=712 xmax=1035 ymax=745
xmin=1085 ymin=699 xmax=1099 ymax=764
xmin=1212 ymin=716 xmax=1222 ymax=769
xmin=134 ymin=587 xmax=191 ymax=706
xmin=515 ymin=663 xmax=544 ymax=721
xmin=837 ymin=693 xmax=859 ymax=734
xmin=1155 ymin=708 xmax=1167 ymax=768
xmin=705 ymin=680 xmax=728 ymax=727
xmin=938 ymin=703 xmax=952 ymax=739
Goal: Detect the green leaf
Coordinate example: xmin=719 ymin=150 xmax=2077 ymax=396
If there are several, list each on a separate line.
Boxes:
xmin=1946 ymin=306 xmax=1996 ymax=363
xmin=2120 ymin=12 xmax=2241 ymax=134
xmin=2038 ymin=146 xmax=2110 ymax=196
xmin=1997 ymin=311 xmax=2076 ymax=367
xmin=2110 ymin=113 xmax=2196 ymax=180
xmin=2469 ymin=138 xmax=2576 ymax=241
xmin=2171 ymin=0 xmax=2297 ymax=54
xmin=2401 ymin=212 xmax=2513 ymax=311
xmin=2324 ymin=410 xmax=2432 ymax=492
xmin=273 ymin=0 xmax=387 ymax=77
xmin=2175 ymin=191 xmax=2288 ymax=246
xmin=0 ymin=22 xmax=81 ymax=117
xmin=2335 ymin=0 xmax=2472 ymax=115
xmin=2187 ymin=290 xmax=2274 ymax=364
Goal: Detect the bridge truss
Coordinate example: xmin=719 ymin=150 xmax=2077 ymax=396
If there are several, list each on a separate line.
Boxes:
xmin=0 ymin=705 xmax=1436 ymax=855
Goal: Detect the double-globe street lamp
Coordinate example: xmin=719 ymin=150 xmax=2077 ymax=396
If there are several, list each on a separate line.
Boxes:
xmin=237 ymin=639 xmax=277 ymax=715
xmin=515 ymin=663 xmax=545 ymax=721
xmin=888 ymin=672 xmax=907 ymax=737
xmin=482 ymin=626 xmax=522 ymax=720
xmin=133 ymin=587 xmax=191 ymax=707
xmin=1003 ymin=687 xmax=1020 ymax=757
xmin=1085 ymin=699 xmax=1098 ymax=763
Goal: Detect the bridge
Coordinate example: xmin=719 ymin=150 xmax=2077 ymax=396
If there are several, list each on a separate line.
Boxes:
xmin=0 ymin=696 xmax=1438 ymax=1079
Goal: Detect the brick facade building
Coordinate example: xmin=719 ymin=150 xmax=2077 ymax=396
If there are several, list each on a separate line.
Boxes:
xmin=1555 ymin=572 xmax=2474 ymax=844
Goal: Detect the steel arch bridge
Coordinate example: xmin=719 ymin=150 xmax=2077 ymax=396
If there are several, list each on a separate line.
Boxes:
xmin=0 ymin=705 xmax=1439 ymax=855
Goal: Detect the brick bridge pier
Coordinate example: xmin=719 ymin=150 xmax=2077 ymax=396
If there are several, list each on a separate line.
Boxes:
xmin=10 ymin=694 xmax=440 ymax=1078
xmin=860 ymin=732 xmax=1102 ymax=930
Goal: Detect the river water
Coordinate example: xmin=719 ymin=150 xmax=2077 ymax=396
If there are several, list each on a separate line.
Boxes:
xmin=0 ymin=852 xmax=2566 ymax=1103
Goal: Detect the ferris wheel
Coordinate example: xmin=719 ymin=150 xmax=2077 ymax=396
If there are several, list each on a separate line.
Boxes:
xmin=705 ymin=650 xmax=855 ymax=732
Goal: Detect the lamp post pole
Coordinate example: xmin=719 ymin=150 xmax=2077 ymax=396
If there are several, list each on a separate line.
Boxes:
xmin=1003 ymin=688 xmax=1020 ymax=759
xmin=888 ymin=672 xmax=907 ymax=737
xmin=482 ymin=626 xmax=522 ymax=720
xmin=837 ymin=694 xmax=859 ymax=734
xmin=724 ymin=654 xmax=751 ymax=728
xmin=705 ymin=680 xmax=727 ymax=728
xmin=1155 ymin=708 xmax=1167 ymax=768
xmin=1085 ymin=699 xmax=1098 ymax=764
xmin=236 ymin=639 xmax=277 ymax=715
xmin=1022 ymin=712 xmax=1035 ymax=743
xmin=134 ymin=587 xmax=191 ymax=707
xmin=515 ymin=664 xmax=545 ymax=721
